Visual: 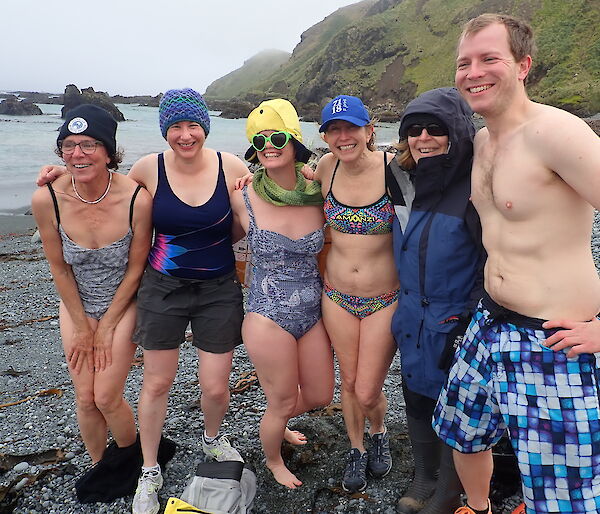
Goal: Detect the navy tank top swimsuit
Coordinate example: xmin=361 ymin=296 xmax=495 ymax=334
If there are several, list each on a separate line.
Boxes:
xmin=148 ymin=152 xmax=235 ymax=280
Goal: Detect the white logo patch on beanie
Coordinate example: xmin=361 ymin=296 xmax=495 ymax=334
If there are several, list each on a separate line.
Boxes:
xmin=68 ymin=117 xmax=88 ymax=134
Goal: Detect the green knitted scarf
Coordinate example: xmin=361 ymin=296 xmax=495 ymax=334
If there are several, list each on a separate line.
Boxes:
xmin=252 ymin=163 xmax=323 ymax=206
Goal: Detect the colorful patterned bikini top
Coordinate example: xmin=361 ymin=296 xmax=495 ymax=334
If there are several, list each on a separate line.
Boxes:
xmin=323 ymin=153 xmax=394 ymax=235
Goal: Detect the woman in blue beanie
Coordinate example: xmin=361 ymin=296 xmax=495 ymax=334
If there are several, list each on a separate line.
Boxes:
xmin=128 ymin=88 xmax=249 ymax=514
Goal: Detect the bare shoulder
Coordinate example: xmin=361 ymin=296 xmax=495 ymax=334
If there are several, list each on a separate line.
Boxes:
xmin=523 ymin=104 xmax=600 ymax=206
xmin=315 ymin=152 xmax=336 ymax=187
xmin=31 ymin=182 xmax=52 ymax=211
xmin=473 ymin=127 xmax=489 ymax=149
xmin=31 ymin=180 xmax=63 ymax=229
xmin=128 ymin=153 xmax=159 ymax=186
xmin=220 ymin=151 xmax=250 ymax=179
xmin=132 ymin=184 xmax=153 ymax=208
xmin=524 ymin=104 xmax=600 ymax=162
xmin=525 ymin=104 xmax=594 ymax=143
xmin=131 ymin=186 xmax=153 ymax=233
xmin=384 ymin=150 xmax=396 ymax=163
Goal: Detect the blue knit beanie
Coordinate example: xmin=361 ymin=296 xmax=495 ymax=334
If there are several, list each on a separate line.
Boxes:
xmin=159 ymin=88 xmax=210 ymax=138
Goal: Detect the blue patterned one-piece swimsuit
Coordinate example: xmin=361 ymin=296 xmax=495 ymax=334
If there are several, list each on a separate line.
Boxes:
xmin=242 ymin=186 xmax=324 ymax=339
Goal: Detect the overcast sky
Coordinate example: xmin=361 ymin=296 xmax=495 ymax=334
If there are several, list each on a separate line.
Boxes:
xmin=2 ymin=0 xmax=360 ymax=96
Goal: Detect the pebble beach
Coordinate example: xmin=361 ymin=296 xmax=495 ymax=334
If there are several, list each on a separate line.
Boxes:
xmin=1 ymin=212 xmax=599 ymax=513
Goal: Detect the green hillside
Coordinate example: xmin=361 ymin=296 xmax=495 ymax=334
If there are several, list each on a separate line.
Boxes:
xmin=204 ymin=0 xmax=600 ymax=116
xmin=204 ymin=49 xmax=291 ymax=100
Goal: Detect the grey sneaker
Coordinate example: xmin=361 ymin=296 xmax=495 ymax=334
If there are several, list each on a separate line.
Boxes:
xmin=202 ymin=434 xmax=244 ymax=462
xmin=342 ymin=448 xmax=368 ymax=493
xmin=367 ymin=430 xmax=392 ymax=478
xmin=132 ymin=468 xmax=163 ymax=514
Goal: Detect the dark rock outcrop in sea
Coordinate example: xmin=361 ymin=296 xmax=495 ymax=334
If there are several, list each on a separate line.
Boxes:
xmin=0 ymin=95 xmax=42 ymax=115
xmin=61 ymin=85 xmax=125 ymax=121
xmin=111 ymin=94 xmax=161 ymax=107
xmin=206 ymin=98 xmax=254 ymax=119
xmin=13 ymin=92 xmax=63 ymax=105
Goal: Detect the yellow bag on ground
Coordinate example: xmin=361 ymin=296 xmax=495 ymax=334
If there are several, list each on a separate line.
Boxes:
xmin=164 ymin=497 xmax=211 ymax=513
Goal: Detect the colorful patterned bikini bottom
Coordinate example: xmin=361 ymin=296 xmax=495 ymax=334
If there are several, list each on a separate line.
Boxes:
xmin=324 ymin=282 xmax=398 ymax=319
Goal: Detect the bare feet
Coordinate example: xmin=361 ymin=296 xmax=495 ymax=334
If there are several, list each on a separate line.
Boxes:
xmin=284 ymin=427 xmax=307 ymax=445
xmin=267 ymin=461 xmax=303 ymax=489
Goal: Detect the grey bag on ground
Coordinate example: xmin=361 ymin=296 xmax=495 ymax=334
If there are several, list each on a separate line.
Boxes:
xmin=180 ymin=460 xmax=256 ymax=514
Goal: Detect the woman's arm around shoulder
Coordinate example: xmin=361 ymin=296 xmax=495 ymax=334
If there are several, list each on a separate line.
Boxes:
xmin=36 ymin=165 xmax=67 ymax=187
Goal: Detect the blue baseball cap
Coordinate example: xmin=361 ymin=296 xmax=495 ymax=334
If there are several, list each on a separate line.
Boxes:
xmin=319 ymin=95 xmax=371 ymax=133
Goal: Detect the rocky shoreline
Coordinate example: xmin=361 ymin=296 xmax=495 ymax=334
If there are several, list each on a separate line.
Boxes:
xmin=1 ymin=214 xmax=599 ymax=513
xmin=2 ymin=90 xmax=600 ymax=134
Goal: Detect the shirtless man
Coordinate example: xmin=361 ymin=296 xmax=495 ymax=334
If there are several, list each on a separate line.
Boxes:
xmin=431 ymin=14 xmax=600 ymax=514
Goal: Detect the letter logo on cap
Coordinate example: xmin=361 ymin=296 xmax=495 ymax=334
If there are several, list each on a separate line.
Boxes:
xmin=331 ymin=98 xmax=348 ymax=114
xmin=68 ymin=117 xmax=88 ymax=134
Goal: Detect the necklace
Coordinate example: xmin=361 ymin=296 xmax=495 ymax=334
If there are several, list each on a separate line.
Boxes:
xmin=71 ymin=171 xmax=112 ymax=204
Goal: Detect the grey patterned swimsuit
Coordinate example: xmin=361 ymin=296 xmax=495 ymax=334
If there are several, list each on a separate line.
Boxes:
xmin=48 ymin=184 xmax=141 ymax=320
xmin=242 ymin=186 xmax=324 ymax=339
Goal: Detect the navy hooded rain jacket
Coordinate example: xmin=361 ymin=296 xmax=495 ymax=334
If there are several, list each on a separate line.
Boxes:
xmin=389 ymin=87 xmax=485 ymax=400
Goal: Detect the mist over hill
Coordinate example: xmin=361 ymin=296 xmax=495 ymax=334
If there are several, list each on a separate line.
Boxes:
xmin=203 ymin=0 xmax=600 ymax=118
xmin=204 ymin=49 xmax=291 ymax=100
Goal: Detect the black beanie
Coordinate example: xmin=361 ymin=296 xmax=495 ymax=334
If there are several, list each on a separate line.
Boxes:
xmin=58 ymin=104 xmax=117 ymax=156
xmin=399 ymin=113 xmax=447 ymax=140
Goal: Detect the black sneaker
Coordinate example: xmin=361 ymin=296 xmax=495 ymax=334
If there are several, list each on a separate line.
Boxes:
xmin=367 ymin=430 xmax=392 ymax=478
xmin=342 ymin=448 xmax=368 ymax=492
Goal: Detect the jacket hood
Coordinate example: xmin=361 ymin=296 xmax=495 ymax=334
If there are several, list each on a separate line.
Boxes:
xmin=399 ymin=87 xmax=475 ymax=191
xmin=400 ymin=87 xmax=475 ymax=144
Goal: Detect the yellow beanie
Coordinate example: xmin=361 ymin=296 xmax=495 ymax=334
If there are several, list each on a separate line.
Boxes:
xmin=246 ymin=99 xmax=303 ymax=143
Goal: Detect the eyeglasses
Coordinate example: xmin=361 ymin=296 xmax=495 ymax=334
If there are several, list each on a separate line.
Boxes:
xmin=251 ymin=131 xmax=292 ymax=151
xmin=60 ymin=141 xmax=103 ymax=155
xmin=406 ymin=124 xmax=448 ymax=138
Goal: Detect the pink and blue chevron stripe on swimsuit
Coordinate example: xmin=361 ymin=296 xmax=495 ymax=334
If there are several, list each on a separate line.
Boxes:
xmin=242 ymin=186 xmax=324 ymax=340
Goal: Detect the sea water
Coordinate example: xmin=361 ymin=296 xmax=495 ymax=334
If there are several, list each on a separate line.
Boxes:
xmin=0 ymin=103 xmax=401 ymax=214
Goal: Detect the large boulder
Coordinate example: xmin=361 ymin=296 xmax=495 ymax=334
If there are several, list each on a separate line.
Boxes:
xmin=207 ymin=98 xmax=254 ymax=119
xmin=0 ymin=95 xmax=42 ymax=115
xmin=61 ymin=85 xmax=125 ymax=121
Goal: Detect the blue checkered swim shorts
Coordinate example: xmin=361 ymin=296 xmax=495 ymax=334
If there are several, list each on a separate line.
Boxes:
xmin=433 ymin=292 xmax=600 ymax=513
